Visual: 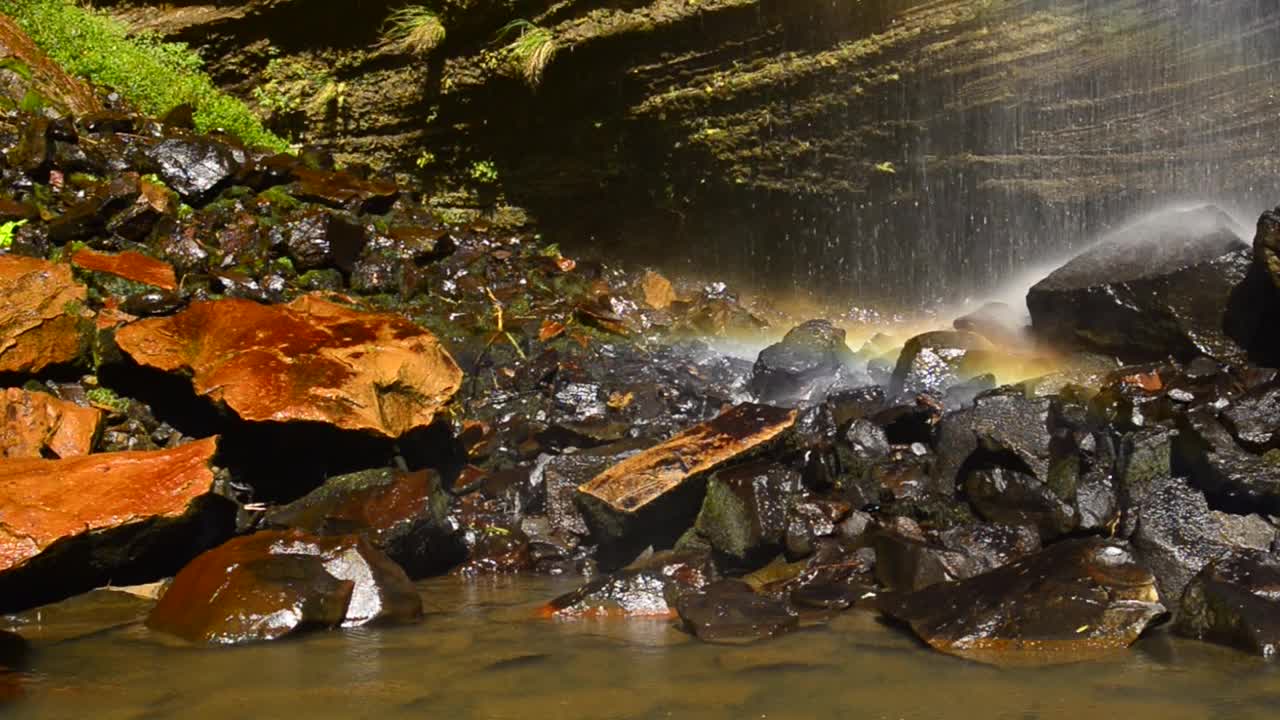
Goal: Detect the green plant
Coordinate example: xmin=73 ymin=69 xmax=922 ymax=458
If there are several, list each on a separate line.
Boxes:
xmin=0 ymin=219 xmax=27 ymax=249
xmin=2 ymin=0 xmax=288 ymax=151
xmin=381 ymin=6 xmax=446 ymax=55
xmin=498 ymin=20 xmax=557 ymax=87
xmin=251 ymin=55 xmax=339 ymax=119
xmin=415 ymin=150 xmax=437 ymax=168
xmin=469 ymin=160 xmax=499 ymax=184
xmin=85 ymin=387 xmax=129 ymax=414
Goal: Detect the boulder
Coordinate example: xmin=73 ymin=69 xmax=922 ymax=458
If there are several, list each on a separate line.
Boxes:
xmin=1221 ymin=384 xmax=1280 ymax=452
xmin=147 ymin=529 xmax=421 ymax=644
xmin=114 ymin=295 xmax=463 ymax=438
xmin=675 ymin=579 xmax=798 ymax=643
xmin=750 ymin=320 xmax=856 ymax=405
xmin=1027 ymin=205 xmax=1251 ymax=362
xmin=144 ymin=137 xmax=241 ymax=203
xmin=1254 ymin=206 xmax=1280 ymax=290
xmin=691 ymin=462 xmax=801 ymax=567
xmin=263 ymin=467 xmax=464 ymax=578
xmin=1174 ymin=410 xmax=1280 ymax=515
xmin=0 ymin=255 xmax=89 ymax=374
xmin=1176 ymin=549 xmax=1280 ymax=657
xmin=70 ymin=248 xmax=178 ymax=291
xmin=576 ymin=403 xmax=796 ymax=566
xmin=283 ymin=207 xmax=368 ymax=273
xmin=873 ymin=519 xmax=1040 ymax=592
xmin=0 ymin=387 xmax=100 ymax=459
xmin=889 ymin=330 xmax=994 ymax=398
xmin=932 ymin=388 xmax=1052 ymax=497
xmin=290 ymin=166 xmax=399 ymax=214
xmin=540 ymin=552 xmax=713 ymax=618
xmin=0 ymin=437 xmax=232 ymax=612
xmin=879 ymin=538 xmax=1166 ymax=665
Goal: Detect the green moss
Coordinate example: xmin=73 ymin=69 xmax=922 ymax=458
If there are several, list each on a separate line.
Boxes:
xmin=0 ymin=219 xmax=27 ymax=249
xmin=2 ymin=0 xmax=288 ymax=152
xmin=85 ymin=386 xmax=130 ymax=414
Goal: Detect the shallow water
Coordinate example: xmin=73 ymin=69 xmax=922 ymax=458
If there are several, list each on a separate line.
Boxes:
xmin=3 ymin=575 xmax=1279 ymax=720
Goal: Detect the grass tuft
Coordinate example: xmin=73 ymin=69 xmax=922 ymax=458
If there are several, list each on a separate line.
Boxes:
xmin=498 ymin=19 xmax=556 ymax=87
xmin=381 ymin=6 xmax=446 ymax=56
xmin=2 ymin=0 xmax=289 ymax=152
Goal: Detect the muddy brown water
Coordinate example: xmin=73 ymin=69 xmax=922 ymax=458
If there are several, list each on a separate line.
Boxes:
xmin=2 ymin=575 xmax=1278 ymax=719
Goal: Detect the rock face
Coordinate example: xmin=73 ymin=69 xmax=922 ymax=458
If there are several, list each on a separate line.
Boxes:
xmin=0 ymin=388 xmax=101 ymax=459
xmin=1176 ymin=549 xmax=1280 ymax=658
xmin=577 ymin=403 xmax=797 ymax=564
xmin=114 ymin=295 xmax=463 ymax=438
xmin=0 ymin=437 xmax=231 ymax=612
xmin=880 ymin=538 xmax=1166 ymax=665
xmin=0 ymin=255 xmax=89 ymax=374
xmin=750 ymin=320 xmax=856 ymax=405
xmin=148 ymin=529 xmax=422 ymax=644
xmin=1027 ymin=206 xmax=1251 ymax=362
xmin=263 ymin=467 xmax=464 ymax=578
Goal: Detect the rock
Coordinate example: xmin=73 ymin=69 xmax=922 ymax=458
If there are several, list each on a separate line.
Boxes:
xmin=147 ymin=529 xmax=421 ymax=644
xmin=541 ymin=449 xmax=635 ymax=539
xmin=932 ymin=388 xmax=1052 ymax=497
xmin=1027 ymin=205 xmax=1251 ymax=362
xmin=70 ymin=248 xmax=178 ymax=291
xmin=824 ymin=385 xmax=886 ymax=428
xmin=263 ymin=467 xmax=464 ymax=578
xmin=0 ymin=15 xmax=101 ymax=116
xmin=0 ymin=437 xmax=231 ymax=612
xmin=290 ymin=167 xmax=399 ymax=214
xmin=541 ymin=552 xmax=712 ymax=618
xmin=145 ymin=137 xmax=241 ymax=203
xmin=1176 ymin=549 xmax=1280 ymax=657
xmin=1254 ymin=206 xmax=1280 ymax=290
xmin=676 ymin=579 xmax=798 ymax=643
xmin=1117 ymin=427 xmax=1175 ymax=538
xmin=284 ymin=208 xmax=368 ymax=273
xmin=691 ymin=462 xmax=801 ymax=567
xmin=1174 ymin=410 xmax=1280 ymax=515
xmin=889 ymin=330 xmax=994 ymax=398
xmin=873 ymin=520 xmax=1040 ymax=592
xmin=47 ymin=173 xmax=142 ymax=244
xmin=880 ymin=538 xmax=1166 ymax=664
xmin=114 ymin=295 xmax=462 ymax=438
xmin=952 ymin=302 xmax=1029 ymax=348
xmin=782 ymin=498 xmax=850 ymax=559
xmin=576 ymin=403 xmax=797 ymax=566
xmin=0 ymin=255 xmax=89 ymax=374
xmin=455 ymin=524 xmax=534 ymax=576
xmin=0 ymin=387 xmax=100 ymax=459
xmin=964 ymin=465 xmax=1077 ymax=540
xmin=1131 ymin=475 xmax=1275 ymax=602
xmin=640 ymin=270 xmax=676 ymax=310
xmin=750 ymin=320 xmax=855 ymax=405
xmin=1221 ymin=385 xmax=1280 ymax=452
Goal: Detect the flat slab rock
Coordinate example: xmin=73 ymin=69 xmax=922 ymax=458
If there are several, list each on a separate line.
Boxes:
xmin=71 ymin=248 xmax=178 ymax=291
xmin=0 ymin=255 xmax=89 ymax=374
xmin=115 ymin=295 xmax=463 ymax=438
xmin=879 ymin=538 xmax=1166 ymax=665
xmin=0 ymin=388 xmax=100 ymax=459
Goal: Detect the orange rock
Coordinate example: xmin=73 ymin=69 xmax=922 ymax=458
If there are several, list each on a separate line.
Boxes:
xmin=115 ymin=295 xmax=463 ymax=438
xmin=640 ymin=270 xmax=676 ymax=310
xmin=71 ymin=248 xmax=178 ymax=291
xmin=0 ymin=255 xmax=89 ymax=374
xmin=0 ymin=16 xmax=101 ymax=116
xmin=0 ymin=437 xmax=219 ymax=575
xmin=0 ymin=388 xmax=101 ymax=459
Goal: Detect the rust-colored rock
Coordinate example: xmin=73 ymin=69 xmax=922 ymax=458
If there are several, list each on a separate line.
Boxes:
xmin=0 ymin=16 xmax=102 ymax=116
xmin=71 ymin=248 xmax=178 ymax=291
xmin=640 ymin=270 xmax=677 ymax=310
xmin=577 ymin=403 xmax=797 ymax=564
xmin=0 ymin=437 xmax=230 ymax=611
xmin=114 ymin=295 xmax=463 ymax=437
xmin=0 ymin=388 xmax=101 ymax=459
xmin=147 ymin=529 xmax=422 ymax=644
xmin=0 ymin=255 xmax=89 ymax=374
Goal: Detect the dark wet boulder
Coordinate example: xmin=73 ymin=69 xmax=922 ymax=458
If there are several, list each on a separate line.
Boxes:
xmin=47 ymin=173 xmax=141 ymax=245
xmin=290 ymin=166 xmax=399 ymax=214
xmin=1176 ymin=549 xmax=1280 ymax=657
xmin=880 ymin=538 xmax=1165 ymax=664
xmin=144 ymin=137 xmax=241 ymax=203
xmin=873 ymin=518 xmax=1039 ymax=592
xmin=889 ymin=330 xmax=994 ymax=398
xmin=691 ymin=462 xmax=801 ymax=568
xmin=455 ymin=524 xmax=534 ymax=576
xmin=1027 ymin=205 xmax=1251 ymax=362
xmin=676 ymin=579 xmax=799 ymax=643
xmin=147 ymin=529 xmax=422 ymax=644
xmin=541 ymin=552 xmax=713 ymax=618
xmin=750 ymin=320 xmax=856 ymax=405
xmin=953 ymin=302 xmax=1029 ymax=348
xmin=283 ymin=207 xmax=368 ymax=273
xmin=1131 ymin=475 xmax=1275 ymax=602
xmin=1117 ymin=427 xmax=1175 ymax=537
xmin=824 ymin=385 xmax=887 ymax=428
xmin=263 ymin=467 xmax=464 ymax=578
xmin=783 ymin=498 xmax=851 ymax=559
xmin=1174 ymin=410 xmax=1280 ymax=515
xmin=933 ymin=388 xmax=1051 ymax=496
xmin=964 ymin=465 xmax=1077 ymax=539
xmin=1221 ymin=385 xmax=1280 ymax=452
xmin=539 ymin=442 xmax=649 ymax=539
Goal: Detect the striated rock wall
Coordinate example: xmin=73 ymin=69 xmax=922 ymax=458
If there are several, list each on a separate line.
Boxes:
xmin=95 ymin=0 xmax=1280 ymax=303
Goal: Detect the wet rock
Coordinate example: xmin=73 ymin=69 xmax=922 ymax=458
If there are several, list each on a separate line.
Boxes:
xmin=1221 ymin=385 xmax=1280 ymax=452
xmin=1116 ymin=427 xmax=1174 ymax=537
xmin=284 ymin=208 xmax=368 ymax=273
xmin=0 ymin=255 xmax=89 ymax=374
xmin=676 ymin=579 xmax=799 ymax=643
xmin=1131 ymin=474 xmax=1275 ymax=602
xmin=1173 ymin=410 xmax=1280 ymax=515
xmin=640 ymin=270 xmax=676 ymax=310
xmin=953 ymin=302 xmax=1029 ymax=348
xmin=750 ymin=320 xmax=855 ymax=405
xmin=824 ymin=385 xmax=887 ymax=428
xmin=147 ymin=529 xmax=421 ymax=644
xmin=0 ymin=387 xmax=100 ymax=459
xmin=964 ymin=465 xmax=1077 ymax=540
xmin=0 ymin=437 xmax=231 ymax=612
xmin=1176 ymin=549 xmax=1280 ymax=657
xmin=933 ymin=388 xmax=1051 ymax=497
xmin=114 ymin=295 xmax=462 ymax=438
xmin=691 ymin=462 xmax=801 ymax=567
xmin=145 ymin=137 xmax=240 ymax=203
xmin=71 ymin=248 xmax=178 ymax=291
xmin=1027 ymin=205 xmax=1251 ymax=362
xmin=1253 ymin=205 xmax=1280 ymax=290
xmin=577 ymin=403 xmax=797 ymax=566
xmin=263 ymin=467 xmax=464 ymax=578
xmin=542 ymin=552 xmax=712 ymax=618
xmin=290 ymin=167 xmax=399 ymax=214
xmin=889 ymin=330 xmax=994 ymax=398
xmin=873 ymin=520 xmax=1040 ymax=592
xmin=46 ymin=173 xmax=141 ymax=245
xmin=783 ymin=498 xmax=850 ymax=559
xmin=456 ymin=525 xmax=534 ymax=576
xmin=542 ymin=451 xmax=626 ymax=539
xmin=880 ymin=538 xmax=1166 ymax=664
